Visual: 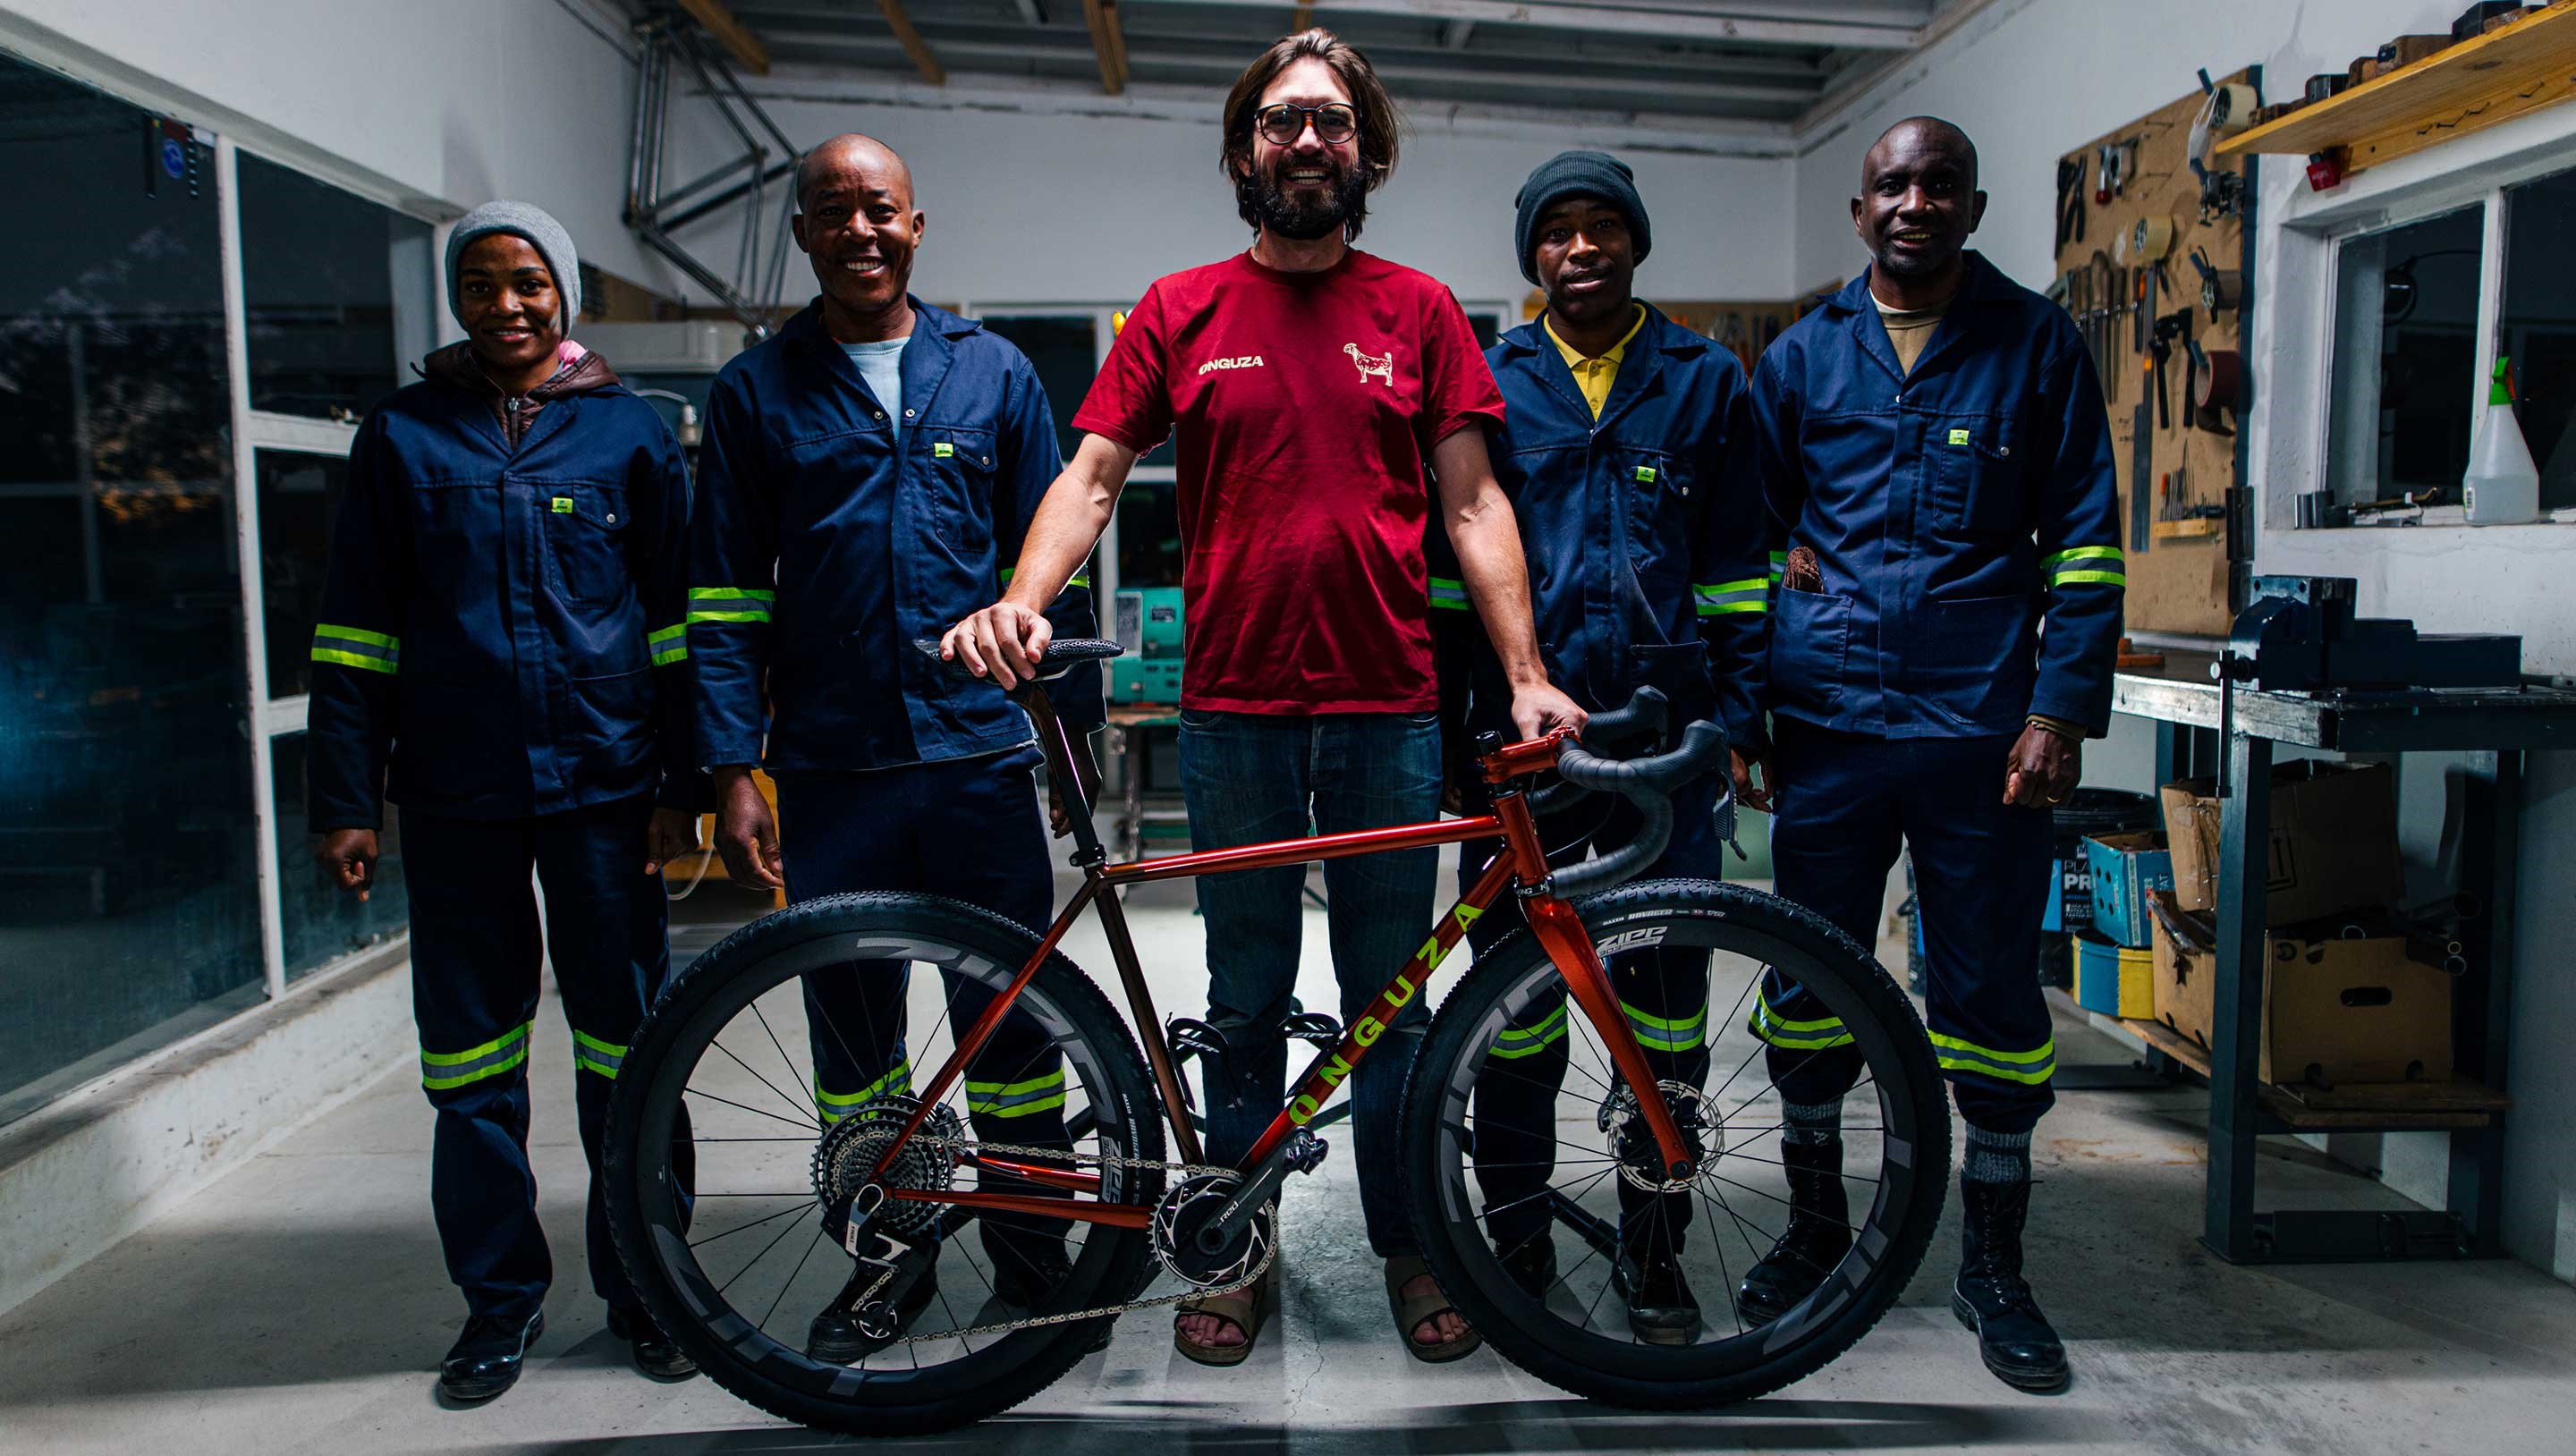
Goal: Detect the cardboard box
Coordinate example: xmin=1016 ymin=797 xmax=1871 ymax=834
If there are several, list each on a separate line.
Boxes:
xmin=2085 ymin=831 xmax=2174 ymax=949
xmin=2159 ymin=761 xmax=2400 ymax=924
xmin=2148 ymin=907 xmax=2452 ymax=1085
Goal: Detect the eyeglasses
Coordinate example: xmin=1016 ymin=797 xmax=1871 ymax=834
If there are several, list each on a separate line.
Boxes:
xmin=1253 ymin=102 xmax=1359 ymax=146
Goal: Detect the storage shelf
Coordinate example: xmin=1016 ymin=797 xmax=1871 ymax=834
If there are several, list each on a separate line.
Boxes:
xmin=2216 ymin=1 xmax=2576 ymax=175
xmin=2118 ymin=1016 xmax=2511 ymax=1130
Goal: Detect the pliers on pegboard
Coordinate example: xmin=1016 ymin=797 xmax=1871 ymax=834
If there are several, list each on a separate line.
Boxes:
xmin=2055 ymin=154 xmax=2088 ymax=251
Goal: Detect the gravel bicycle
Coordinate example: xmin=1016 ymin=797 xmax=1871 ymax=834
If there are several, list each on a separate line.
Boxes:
xmin=604 ymin=640 xmax=1948 ymax=1435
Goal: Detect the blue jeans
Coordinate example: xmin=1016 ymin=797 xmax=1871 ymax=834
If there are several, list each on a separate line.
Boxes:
xmin=1178 ymin=708 xmax=1442 ymax=1257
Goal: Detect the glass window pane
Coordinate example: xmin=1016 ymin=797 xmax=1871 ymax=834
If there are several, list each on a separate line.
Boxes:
xmin=2325 ymin=205 xmax=2485 ymax=513
xmin=2499 ymin=167 xmax=2576 ymax=513
xmin=0 ymin=55 xmax=262 ymax=1122
xmin=238 ymin=152 xmax=434 ymax=421
xmin=255 ymin=448 xmax=345 ymax=700
xmin=269 ymin=732 xmax=408 ymax=980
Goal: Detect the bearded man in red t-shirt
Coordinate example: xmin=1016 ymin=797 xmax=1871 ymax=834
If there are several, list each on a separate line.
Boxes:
xmin=943 ymin=28 xmax=1582 ymax=1369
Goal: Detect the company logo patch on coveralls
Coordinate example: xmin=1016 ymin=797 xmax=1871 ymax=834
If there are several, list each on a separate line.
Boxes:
xmin=550 ymin=495 xmax=573 ymax=513
xmin=1947 ymin=428 xmax=1972 ymax=446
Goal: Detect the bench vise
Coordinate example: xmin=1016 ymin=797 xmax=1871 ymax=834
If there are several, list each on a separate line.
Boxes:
xmin=2216 ymin=576 xmax=2521 ymax=692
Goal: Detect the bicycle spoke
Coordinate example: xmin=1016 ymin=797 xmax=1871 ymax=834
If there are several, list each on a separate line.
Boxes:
xmin=716 ymin=1203 xmax=813 ymax=1297
xmin=1700 ymin=1167 xmax=1860 ymax=1233
xmin=750 ymin=999 xmax=810 ymax=1115
xmin=710 ymin=1037 xmax=818 ymax=1127
xmin=756 ymin=1228 xmax=827 ymax=1333
xmin=688 ymin=1085 xmax=826 ymax=1133
xmin=688 ymin=1199 xmax=812 ymax=1250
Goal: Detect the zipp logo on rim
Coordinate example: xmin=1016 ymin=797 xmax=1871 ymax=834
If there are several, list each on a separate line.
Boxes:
xmin=1197 ymin=354 xmax=1265 ymax=376
xmin=1596 ymin=927 xmax=1668 ymax=957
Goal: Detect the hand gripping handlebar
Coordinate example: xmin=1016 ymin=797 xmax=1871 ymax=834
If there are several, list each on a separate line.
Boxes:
xmin=1541 ymin=693 xmax=1731 ymax=901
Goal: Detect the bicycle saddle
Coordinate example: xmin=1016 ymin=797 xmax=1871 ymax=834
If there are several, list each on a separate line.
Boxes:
xmin=911 ymin=636 xmax=1123 ymax=683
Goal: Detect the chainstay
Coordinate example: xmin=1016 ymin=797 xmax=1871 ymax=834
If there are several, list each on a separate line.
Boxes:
xmin=883 ymin=1135 xmax=1270 ymax=1346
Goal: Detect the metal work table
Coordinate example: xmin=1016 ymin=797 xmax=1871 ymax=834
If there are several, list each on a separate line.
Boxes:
xmin=2112 ymin=653 xmax=2576 ymax=1264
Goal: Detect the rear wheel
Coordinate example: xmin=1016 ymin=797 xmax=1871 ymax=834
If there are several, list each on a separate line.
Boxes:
xmin=1402 ymin=878 xmax=1949 ymax=1408
xmin=605 ymin=893 xmax=1165 ymax=1436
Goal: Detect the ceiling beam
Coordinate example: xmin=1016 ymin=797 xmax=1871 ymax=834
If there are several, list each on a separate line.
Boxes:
xmin=1080 ymin=0 xmax=1131 ymax=94
xmin=1292 ymin=4 xmax=1316 ymax=29
xmin=674 ymin=0 xmax=772 ymax=73
xmin=1012 ymin=0 xmax=1049 ymax=22
xmin=1132 ymin=0 xmax=1923 ymax=50
xmin=872 ymin=0 xmax=947 ymax=84
xmin=1442 ymin=19 xmax=1474 ymax=48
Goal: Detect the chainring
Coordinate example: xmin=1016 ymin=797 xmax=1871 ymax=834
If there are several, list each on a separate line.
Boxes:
xmin=1151 ymin=1172 xmax=1275 ymax=1289
xmin=812 ymin=1096 xmax=962 ymax=1240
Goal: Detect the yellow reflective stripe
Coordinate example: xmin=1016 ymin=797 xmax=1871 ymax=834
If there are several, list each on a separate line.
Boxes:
xmin=815 ymin=1061 xmax=911 ymax=1124
xmin=1927 ymin=1031 xmax=2052 ymax=1063
xmin=1928 ymin=1031 xmax=2056 ymax=1085
xmin=999 ymin=568 xmax=1093 ymax=589
xmin=647 ymin=624 xmax=686 ymax=647
xmin=689 ymin=587 xmax=775 ymax=602
xmin=1623 ymin=998 xmax=1706 ymax=1052
xmin=2040 ymin=546 xmax=2123 ymax=568
xmin=316 ymin=623 xmax=398 ymax=648
xmin=964 ymin=1068 xmax=1066 ymax=1096
xmin=1748 ymin=993 xmax=1853 ymax=1050
xmin=420 ymin=1022 xmax=534 ymax=1090
xmin=313 ymin=648 xmax=398 ymax=673
xmin=1428 ymin=575 xmax=1470 ymax=611
xmin=970 ymin=1093 xmax=1068 ymax=1117
xmin=572 ymin=1029 xmax=626 ymax=1079
xmin=688 ymin=609 xmax=770 ymax=624
xmin=2053 ymin=569 xmax=2127 ymax=588
xmin=652 ymin=642 xmax=689 ymax=666
xmin=1490 ymin=1003 xmax=1570 ymax=1059
xmin=966 ymin=1064 xmax=1071 ymax=1115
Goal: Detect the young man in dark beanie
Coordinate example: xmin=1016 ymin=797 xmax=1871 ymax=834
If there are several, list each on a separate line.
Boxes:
xmin=1428 ymin=149 xmax=1774 ymax=1345
xmin=943 ymin=30 xmax=1583 ymax=1366
xmin=308 ymin=200 xmax=704 ymax=1401
xmin=1744 ymin=116 xmax=2122 ymax=1393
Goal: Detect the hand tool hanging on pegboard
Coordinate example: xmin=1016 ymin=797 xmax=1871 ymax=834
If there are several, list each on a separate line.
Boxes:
xmin=2187 ymin=68 xmax=2255 ymax=222
xmin=2187 ymin=247 xmax=2237 ymax=319
xmin=2056 ymin=153 xmax=2088 ymax=250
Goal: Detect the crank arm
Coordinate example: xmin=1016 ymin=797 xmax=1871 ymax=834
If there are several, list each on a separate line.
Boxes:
xmin=1197 ymin=1129 xmax=1326 ymax=1254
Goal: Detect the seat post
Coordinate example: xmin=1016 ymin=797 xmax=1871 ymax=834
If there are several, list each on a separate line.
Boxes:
xmin=1015 ymin=683 xmax=1108 ymax=864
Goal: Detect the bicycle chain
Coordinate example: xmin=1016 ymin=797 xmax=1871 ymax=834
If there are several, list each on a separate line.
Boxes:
xmin=880 ymin=1136 xmax=1275 ymax=1346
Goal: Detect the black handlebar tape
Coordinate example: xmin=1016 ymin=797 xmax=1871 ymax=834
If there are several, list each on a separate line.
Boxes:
xmin=1544 ymin=721 xmax=1732 ymax=900
xmin=909 ymin=636 xmax=1123 ymax=684
xmin=1527 ymin=686 xmax=1669 ymax=815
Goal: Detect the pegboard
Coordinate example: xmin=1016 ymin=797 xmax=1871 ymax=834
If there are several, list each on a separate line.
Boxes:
xmin=2052 ymin=70 xmax=2260 ymax=638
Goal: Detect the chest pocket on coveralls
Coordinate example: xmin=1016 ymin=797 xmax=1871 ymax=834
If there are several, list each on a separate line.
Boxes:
xmin=1928 ymin=419 xmax=2021 ymax=538
xmin=925 ymin=430 xmax=998 ymax=551
xmin=541 ymin=484 xmax=630 ymax=605
xmin=1623 ymin=451 xmax=1691 ymax=581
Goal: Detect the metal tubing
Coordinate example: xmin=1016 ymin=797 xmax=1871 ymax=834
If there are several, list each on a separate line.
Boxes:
xmin=2446 ymin=749 xmax=2520 ymax=1256
xmin=1524 ymin=893 xmax=1694 ymax=1171
xmin=657 ymin=158 xmax=798 ymax=233
xmin=2205 ymin=729 xmax=2271 ymax=1262
xmin=1091 ymin=881 xmax=1206 ymax=1165
xmin=891 ymin=1188 xmax=1154 ymax=1230
xmin=653 ymin=151 xmax=758 ymax=216
xmin=1102 ymin=816 xmax=1504 ymax=885
xmin=958 ymin=1152 xmax=1103 ymax=1194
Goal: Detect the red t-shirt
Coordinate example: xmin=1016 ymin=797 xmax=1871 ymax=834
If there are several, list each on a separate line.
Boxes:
xmin=1072 ymin=250 xmax=1505 ymax=714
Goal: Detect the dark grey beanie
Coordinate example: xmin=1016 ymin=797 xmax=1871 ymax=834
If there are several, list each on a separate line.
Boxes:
xmin=1513 ymin=150 xmax=1650 ymax=286
xmin=445 ymin=201 xmax=581 ymax=326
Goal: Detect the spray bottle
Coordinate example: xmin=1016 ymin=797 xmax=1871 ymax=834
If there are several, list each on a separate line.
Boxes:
xmin=2462 ymin=355 xmax=2539 ymax=526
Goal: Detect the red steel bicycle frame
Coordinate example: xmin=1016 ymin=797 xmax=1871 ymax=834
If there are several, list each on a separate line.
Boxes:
xmin=879 ymin=712 xmax=1696 ymax=1227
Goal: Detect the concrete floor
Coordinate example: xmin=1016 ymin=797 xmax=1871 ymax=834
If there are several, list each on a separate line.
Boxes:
xmin=5 ymin=860 xmax=2573 ymax=1456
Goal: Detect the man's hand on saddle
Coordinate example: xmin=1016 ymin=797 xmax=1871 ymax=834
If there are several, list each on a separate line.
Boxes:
xmin=940 ymin=601 xmax=1053 ymax=690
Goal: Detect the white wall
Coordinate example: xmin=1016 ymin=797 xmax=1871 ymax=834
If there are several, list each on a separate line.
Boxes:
xmin=683 ymin=89 xmax=1794 ymax=315
xmin=1794 ymin=0 xmax=2576 ymax=1284
xmin=0 ymin=0 xmax=678 ymax=296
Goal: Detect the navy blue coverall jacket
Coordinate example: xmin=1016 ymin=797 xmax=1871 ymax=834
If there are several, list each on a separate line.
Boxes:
xmin=1750 ymin=253 xmax=2124 ymax=739
xmin=305 ymin=362 xmax=695 ymax=829
xmin=1441 ymin=303 xmax=1772 ymax=748
xmin=689 ymin=300 xmax=1102 ymax=772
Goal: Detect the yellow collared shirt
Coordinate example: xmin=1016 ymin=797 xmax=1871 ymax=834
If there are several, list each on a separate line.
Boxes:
xmin=1544 ymin=303 xmax=1648 ymax=420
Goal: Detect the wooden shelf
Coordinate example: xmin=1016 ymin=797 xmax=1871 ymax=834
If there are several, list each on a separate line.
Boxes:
xmin=2217 ymin=1 xmax=2576 ymax=175
xmin=2118 ymin=1016 xmax=2512 ymax=1130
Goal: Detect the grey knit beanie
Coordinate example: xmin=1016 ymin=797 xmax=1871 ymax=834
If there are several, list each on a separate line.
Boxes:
xmin=445 ymin=201 xmax=581 ymax=326
xmin=1514 ymin=151 xmax=1650 ymax=287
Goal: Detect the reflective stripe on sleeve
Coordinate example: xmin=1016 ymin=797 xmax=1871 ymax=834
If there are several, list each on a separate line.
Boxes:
xmin=1428 ymin=575 xmax=1470 ymax=612
xmin=1691 ymin=578 xmax=1770 ymax=617
xmin=421 ymin=1021 xmax=532 ymax=1090
xmin=1929 ymin=1032 xmax=2056 ymax=1085
xmin=648 ymin=622 xmax=688 ymax=666
xmin=965 ymin=1066 xmax=1068 ymax=1118
xmin=2041 ymin=546 xmax=2125 ymax=589
xmin=313 ymin=623 xmax=400 ymax=675
xmin=688 ymin=586 xmax=775 ymax=624
xmin=997 ymin=568 xmax=1093 ymax=589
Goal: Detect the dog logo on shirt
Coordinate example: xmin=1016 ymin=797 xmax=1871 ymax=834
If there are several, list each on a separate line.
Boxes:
xmin=1343 ymin=343 xmax=1394 ymax=385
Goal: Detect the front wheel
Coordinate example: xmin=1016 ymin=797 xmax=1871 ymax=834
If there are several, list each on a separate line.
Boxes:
xmin=1402 ymin=878 xmax=1949 ymax=1409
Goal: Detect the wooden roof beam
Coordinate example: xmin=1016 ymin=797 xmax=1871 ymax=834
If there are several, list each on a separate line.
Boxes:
xmin=674 ymin=0 xmax=771 ymax=74
xmin=1082 ymin=0 xmax=1131 ymax=94
xmin=873 ymin=0 xmax=948 ymax=84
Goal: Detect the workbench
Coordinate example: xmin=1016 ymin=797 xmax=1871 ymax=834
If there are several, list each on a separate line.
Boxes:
xmin=2112 ymin=653 xmax=2576 ymax=1264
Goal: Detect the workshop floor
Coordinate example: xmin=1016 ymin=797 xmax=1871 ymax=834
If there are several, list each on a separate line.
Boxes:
xmin=4 ymin=854 xmax=2572 ymax=1456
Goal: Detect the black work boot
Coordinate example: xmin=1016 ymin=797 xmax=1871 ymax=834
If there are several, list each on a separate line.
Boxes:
xmin=1495 ymin=1231 xmax=1559 ymax=1299
xmin=1952 ymin=1177 xmax=2070 ymax=1392
xmin=438 ymin=1308 xmax=544 ymax=1403
xmin=1734 ymin=1135 xmax=1852 ymax=1326
xmin=606 ymin=1304 xmax=698 ymax=1381
xmin=808 ymin=1260 xmax=940 ymax=1364
xmin=1614 ymin=1237 xmax=1702 ymax=1345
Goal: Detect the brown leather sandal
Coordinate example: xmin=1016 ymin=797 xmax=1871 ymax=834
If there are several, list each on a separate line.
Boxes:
xmin=1173 ymin=1263 xmax=1278 ymax=1367
xmin=1385 ymin=1255 xmax=1481 ymax=1364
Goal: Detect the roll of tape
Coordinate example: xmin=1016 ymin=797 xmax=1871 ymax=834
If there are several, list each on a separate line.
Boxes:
xmin=2194 ymin=348 xmax=2243 ymax=411
xmin=2123 ymin=216 xmax=2176 ymax=265
xmin=2211 ymin=80 xmax=2259 ymax=133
